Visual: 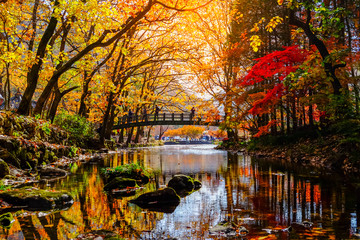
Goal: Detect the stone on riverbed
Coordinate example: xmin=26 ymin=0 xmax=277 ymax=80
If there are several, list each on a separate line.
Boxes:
xmin=209 ymin=221 xmax=249 ymax=237
xmin=103 ymin=177 xmax=138 ymax=192
xmin=39 ymin=166 xmax=68 ymax=178
xmin=167 ymin=175 xmax=202 ymax=197
xmin=0 ymin=188 xmax=73 ymax=211
xmin=101 ymin=163 xmax=150 ymax=184
xmin=0 ymin=148 xmax=20 ymax=168
xmin=130 ymin=187 xmax=180 ymax=213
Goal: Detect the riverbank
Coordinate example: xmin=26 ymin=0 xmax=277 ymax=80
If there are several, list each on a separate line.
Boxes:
xmin=0 ymin=111 xmax=105 ymax=186
xmin=218 ymin=119 xmax=360 ymax=177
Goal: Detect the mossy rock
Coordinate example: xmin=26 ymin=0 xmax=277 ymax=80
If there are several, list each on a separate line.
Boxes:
xmin=194 ymin=180 xmax=202 ymax=190
xmin=104 ymin=177 xmax=137 ymax=192
xmin=39 ymin=166 xmax=67 ymax=179
xmin=0 ymin=188 xmax=73 ymax=211
xmin=0 ymin=148 xmax=20 ymax=168
xmin=0 ymin=138 xmax=16 ymax=152
xmin=130 ymin=187 xmax=180 ymax=213
xmin=0 ymin=159 xmax=10 ymax=178
xmin=167 ymin=175 xmax=202 ymax=197
xmin=0 ymin=213 xmax=14 ymax=229
xmin=102 ymin=163 xmax=151 ymax=184
xmin=167 ymin=174 xmax=195 ymax=192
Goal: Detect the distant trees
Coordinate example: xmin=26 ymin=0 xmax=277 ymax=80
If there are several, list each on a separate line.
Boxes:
xmin=164 ymin=126 xmax=206 ymax=140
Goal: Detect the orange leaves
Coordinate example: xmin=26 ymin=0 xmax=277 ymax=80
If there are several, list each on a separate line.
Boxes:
xmin=164 ymin=125 xmax=205 ymax=139
xmin=253 ymin=120 xmax=277 ymax=137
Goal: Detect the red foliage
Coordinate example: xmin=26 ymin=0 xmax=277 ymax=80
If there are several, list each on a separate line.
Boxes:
xmin=240 ymin=45 xmax=309 ymax=116
xmin=249 ymin=83 xmax=285 ymax=115
xmin=241 ymin=45 xmax=309 ymax=86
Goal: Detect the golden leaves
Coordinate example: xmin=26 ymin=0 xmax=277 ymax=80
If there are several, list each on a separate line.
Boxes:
xmin=265 ymin=16 xmax=283 ymax=33
xmin=250 ymin=35 xmax=262 ymax=52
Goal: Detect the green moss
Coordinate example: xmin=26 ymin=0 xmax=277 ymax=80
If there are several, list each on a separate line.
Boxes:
xmin=0 ymin=188 xmax=73 ymax=211
xmin=0 ymin=213 xmax=14 ymax=229
xmin=101 ymin=163 xmax=152 ymax=184
xmin=0 ymin=160 xmax=10 ymax=178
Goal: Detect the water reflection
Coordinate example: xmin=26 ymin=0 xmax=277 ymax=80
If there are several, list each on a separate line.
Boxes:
xmin=0 ymin=145 xmax=359 ymax=239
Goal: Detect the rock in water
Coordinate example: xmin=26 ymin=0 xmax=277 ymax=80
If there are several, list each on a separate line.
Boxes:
xmin=130 ymin=187 xmax=180 ymax=213
xmin=39 ymin=166 xmax=67 ymax=178
xmin=103 ymin=177 xmax=137 ymax=192
xmin=167 ymin=174 xmax=202 ymax=197
xmin=0 ymin=188 xmax=73 ymax=211
xmin=194 ymin=180 xmax=202 ymax=190
xmin=167 ymin=175 xmax=195 ymax=192
xmin=209 ymin=221 xmax=249 ymax=237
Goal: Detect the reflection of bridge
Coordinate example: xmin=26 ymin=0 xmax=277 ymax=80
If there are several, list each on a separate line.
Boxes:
xmin=113 ymin=112 xmax=222 ymax=129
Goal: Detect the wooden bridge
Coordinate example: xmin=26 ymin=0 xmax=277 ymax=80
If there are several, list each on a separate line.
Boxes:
xmin=113 ymin=112 xmax=223 ymax=129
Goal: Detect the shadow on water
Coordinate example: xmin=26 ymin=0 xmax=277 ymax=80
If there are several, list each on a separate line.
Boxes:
xmin=0 ymin=144 xmax=360 ymax=239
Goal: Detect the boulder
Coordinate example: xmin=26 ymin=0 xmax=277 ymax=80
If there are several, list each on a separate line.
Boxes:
xmin=130 ymin=187 xmax=180 ymax=213
xmin=167 ymin=175 xmax=202 ymax=197
xmin=290 ymin=221 xmax=313 ymax=232
xmin=194 ymin=180 xmax=202 ymax=190
xmin=0 ymin=148 xmax=20 ymax=168
xmin=209 ymin=221 xmax=249 ymax=237
xmin=102 ymin=163 xmax=150 ymax=184
xmin=103 ymin=177 xmax=137 ymax=192
xmin=0 ymin=159 xmax=10 ymax=178
xmin=39 ymin=166 xmax=68 ymax=179
xmin=167 ymin=175 xmax=195 ymax=192
xmin=0 ymin=188 xmax=73 ymax=211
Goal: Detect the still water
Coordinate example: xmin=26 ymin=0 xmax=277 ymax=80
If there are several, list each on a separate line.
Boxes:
xmin=1 ymin=145 xmax=360 ymax=239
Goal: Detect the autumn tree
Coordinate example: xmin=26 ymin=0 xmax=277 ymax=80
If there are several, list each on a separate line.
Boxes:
xmin=16 ymin=0 xmax=213 ymax=116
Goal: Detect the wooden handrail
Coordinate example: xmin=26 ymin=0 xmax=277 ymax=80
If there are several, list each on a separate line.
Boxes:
xmin=115 ymin=112 xmax=223 ymax=129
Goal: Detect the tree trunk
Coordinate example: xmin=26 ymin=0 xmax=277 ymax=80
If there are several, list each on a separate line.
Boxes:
xmin=48 ymin=84 xmax=78 ymax=122
xmin=78 ymin=71 xmax=89 ymax=117
xmin=4 ymin=63 xmax=10 ymax=110
xmin=17 ymin=0 xmax=59 ymax=115
xmin=100 ymin=92 xmax=114 ymax=146
xmin=308 ymin=89 xmax=314 ymax=126
xmin=289 ymin=10 xmax=344 ymax=95
xmin=134 ymin=126 xmax=143 ymax=143
xmin=105 ymin=105 xmax=116 ymax=139
xmin=280 ymin=99 xmax=285 ymax=134
xmin=292 ymin=96 xmax=297 ymax=131
xmin=126 ymin=127 xmax=135 ymax=145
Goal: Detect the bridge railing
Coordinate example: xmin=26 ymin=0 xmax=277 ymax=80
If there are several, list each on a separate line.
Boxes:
xmin=117 ymin=112 xmax=222 ymax=126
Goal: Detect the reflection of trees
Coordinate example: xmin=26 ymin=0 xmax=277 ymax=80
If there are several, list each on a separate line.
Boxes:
xmin=220 ymin=153 xmax=356 ymax=238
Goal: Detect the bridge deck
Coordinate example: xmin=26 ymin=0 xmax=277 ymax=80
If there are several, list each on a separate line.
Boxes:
xmin=113 ymin=112 xmax=222 ymax=129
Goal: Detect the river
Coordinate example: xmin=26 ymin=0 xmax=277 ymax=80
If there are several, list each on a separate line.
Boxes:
xmin=0 ymin=145 xmax=359 ymax=239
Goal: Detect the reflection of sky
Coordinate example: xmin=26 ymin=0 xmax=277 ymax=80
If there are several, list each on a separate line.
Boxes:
xmin=139 ymin=145 xmax=229 ymax=239
xmin=144 ymin=145 xmax=228 ymax=175
xmin=141 ymin=172 xmax=228 ymax=239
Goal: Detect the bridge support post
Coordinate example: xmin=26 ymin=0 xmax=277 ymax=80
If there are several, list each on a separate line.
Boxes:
xmin=172 ymin=113 xmax=174 ymax=121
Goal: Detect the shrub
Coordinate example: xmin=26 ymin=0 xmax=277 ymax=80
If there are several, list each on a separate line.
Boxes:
xmin=101 ymin=163 xmax=152 ymax=184
xmin=54 ymin=111 xmax=95 ymax=140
